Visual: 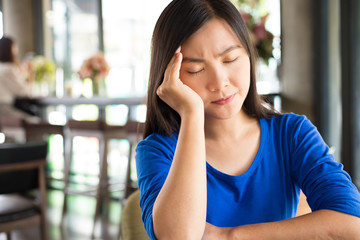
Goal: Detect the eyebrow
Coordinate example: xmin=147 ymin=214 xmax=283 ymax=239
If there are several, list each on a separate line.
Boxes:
xmin=182 ymin=45 xmax=241 ymax=63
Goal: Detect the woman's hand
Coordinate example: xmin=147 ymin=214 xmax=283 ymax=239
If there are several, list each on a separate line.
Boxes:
xmin=157 ymin=47 xmax=204 ymax=118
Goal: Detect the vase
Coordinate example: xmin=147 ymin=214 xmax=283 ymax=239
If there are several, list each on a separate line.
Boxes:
xmin=92 ymin=78 xmax=105 ymax=96
xmin=82 ymin=78 xmax=106 ymax=97
xmin=32 ymin=79 xmax=53 ymax=97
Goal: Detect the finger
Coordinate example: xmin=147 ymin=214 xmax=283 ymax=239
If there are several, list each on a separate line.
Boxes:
xmin=170 ymin=51 xmax=182 ymax=81
xmin=166 ymin=47 xmax=181 ymax=72
xmin=175 ymin=46 xmax=181 ymax=54
xmin=164 ymin=50 xmax=182 ymax=84
xmin=158 ymin=51 xmax=182 ymax=98
xmin=156 ymin=85 xmax=162 ymax=96
xmin=168 ymin=48 xmax=180 ymax=67
xmin=166 ymin=47 xmax=181 ymax=71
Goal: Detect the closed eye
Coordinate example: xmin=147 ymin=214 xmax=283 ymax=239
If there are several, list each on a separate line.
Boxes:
xmin=224 ymin=57 xmax=238 ymax=64
xmin=188 ymin=69 xmax=204 ymax=75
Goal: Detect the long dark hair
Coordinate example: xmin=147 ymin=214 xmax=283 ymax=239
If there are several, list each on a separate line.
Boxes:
xmin=0 ymin=37 xmax=16 ymax=63
xmin=144 ymin=0 xmax=278 ymax=138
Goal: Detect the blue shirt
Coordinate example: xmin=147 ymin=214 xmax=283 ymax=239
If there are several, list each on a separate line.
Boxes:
xmin=135 ymin=113 xmax=360 ymax=239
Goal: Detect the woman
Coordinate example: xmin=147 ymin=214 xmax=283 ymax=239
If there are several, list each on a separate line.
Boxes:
xmin=0 ymin=36 xmax=31 ymax=118
xmin=135 ymin=0 xmax=360 ymax=239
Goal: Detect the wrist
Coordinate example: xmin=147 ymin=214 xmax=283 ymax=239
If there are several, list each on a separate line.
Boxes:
xmin=180 ymin=106 xmax=204 ymax=122
xmin=181 ymin=111 xmax=204 ymax=127
xmin=178 ymin=97 xmax=204 ymax=120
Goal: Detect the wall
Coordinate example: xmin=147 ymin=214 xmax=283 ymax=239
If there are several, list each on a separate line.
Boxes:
xmin=2 ymin=0 xmax=35 ymax=60
xmin=280 ymin=0 xmax=314 ymax=121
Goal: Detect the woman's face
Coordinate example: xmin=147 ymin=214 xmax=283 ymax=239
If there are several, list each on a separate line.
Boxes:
xmin=180 ymin=18 xmax=251 ymax=120
xmin=11 ymin=43 xmax=18 ymax=59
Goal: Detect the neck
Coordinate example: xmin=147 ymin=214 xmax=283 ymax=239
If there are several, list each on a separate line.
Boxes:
xmin=204 ymin=109 xmax=255 ymax=141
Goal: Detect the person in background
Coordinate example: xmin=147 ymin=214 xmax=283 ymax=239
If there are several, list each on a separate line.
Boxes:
xmin=0 ymin=36 xmax=32 ymax=119
xmin=135 ymin=0 xmax=360 ymax=239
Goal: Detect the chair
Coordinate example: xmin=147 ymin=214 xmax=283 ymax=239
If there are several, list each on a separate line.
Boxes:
xmin=61 ymin=119 xmax=143 ymax=238
xmin=119 ymin=190 xmax=149 ymax=240
xmin=122 ymin=121 xmax=144 ymax=198
xmin=22 ymin=120 xmax=64 ymax=142
xmin=0 ymin=141 xmax=48 ymax=240
xmin=0 ymin=116 xmax=25 ymax=143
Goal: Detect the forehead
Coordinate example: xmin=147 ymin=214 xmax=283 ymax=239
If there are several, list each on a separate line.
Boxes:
xmin=181 ymin=18 xmax=242 ymax=56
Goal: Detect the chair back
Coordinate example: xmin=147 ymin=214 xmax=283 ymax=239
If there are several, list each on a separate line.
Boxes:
xmin=0 ymin=142 xmax=48 ymax=194
xmin=0 ymin=141 xmax=48 ymax=240
xmin=120 ymin=189 xmax=150 ymax=240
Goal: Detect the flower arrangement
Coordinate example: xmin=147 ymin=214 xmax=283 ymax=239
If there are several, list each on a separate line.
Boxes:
xmin=21 ymin=55 xmax=57 ymax=96
xmin=33 ymin=56 xmax=56 ymax=83
xmin=235 ymin=0 xmax=274 ymax=65
xmin=78 ymin=52 xmax=110 ymax=82
xmin=23 ymin=55 xmax=56 ymax=83
xmin=78 ymin=52 xmax=110 ymax=96
xmin=242 ymin=13 xmax=274 ymax=65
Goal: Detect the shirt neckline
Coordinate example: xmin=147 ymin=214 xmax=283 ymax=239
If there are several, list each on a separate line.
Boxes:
xmin=206 ymin=118 xmax=267 ymax=182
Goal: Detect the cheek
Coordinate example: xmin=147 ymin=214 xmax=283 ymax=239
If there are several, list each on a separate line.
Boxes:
xmin=180 ymin=71 xmax=200 ymax=91
xmin=231 ymin=62 xmax=251 ymax=89
xmin=180 ymin=72 xmax=207 ymax=99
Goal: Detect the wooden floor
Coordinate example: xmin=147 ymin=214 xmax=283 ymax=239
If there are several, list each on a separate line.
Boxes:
xmin=0 ymin=188 xmax=124 ymax=240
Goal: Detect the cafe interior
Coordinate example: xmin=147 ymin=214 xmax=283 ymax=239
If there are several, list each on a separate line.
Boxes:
xmin=0 ymin=0 xmax=359 ymax=239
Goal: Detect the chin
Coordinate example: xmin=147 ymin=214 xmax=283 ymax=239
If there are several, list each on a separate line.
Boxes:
xmin=205 ymin=108 xmax=243 ymax=121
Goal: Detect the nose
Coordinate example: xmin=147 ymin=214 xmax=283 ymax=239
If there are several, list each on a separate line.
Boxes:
xmin=206 ymin=65 xmax=229 ymax=92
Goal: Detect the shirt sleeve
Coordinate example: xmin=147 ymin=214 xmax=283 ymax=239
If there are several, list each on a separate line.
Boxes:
xmin=289 ymin=115 xmax=360 ymax=217
xmin=135 ymin=133 xmax=177 ymax=240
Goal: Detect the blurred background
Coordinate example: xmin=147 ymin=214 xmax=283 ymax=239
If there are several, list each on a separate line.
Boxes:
xmin=0 ymin=0 xmax=359 ymax=239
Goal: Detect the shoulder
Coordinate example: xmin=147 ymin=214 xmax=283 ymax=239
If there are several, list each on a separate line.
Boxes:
xmin=261 ymin=113 xmax=321 ymax=153
xmin=135 ymin=133 xmax=178 ymax=193
xmin=0 ymin=63 xmax=20 ymax=77
xmin=0 ymin=63 xmax=18 ymax=71
xmin=136 ymin=132 xmax=178 ymax=160
xmin=262 ymin=113 xmax=312 ymax=134
xmin=137 ymin=133 xmax=178 ymax=150
xmin=264 ymin=112 xmax=308 ymax=125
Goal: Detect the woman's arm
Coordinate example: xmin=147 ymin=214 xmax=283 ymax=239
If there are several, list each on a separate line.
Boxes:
xmin=153 ymin=48 xmax=207 ymax=239
xmin=204 ymin=210 xmax=360 ymax=239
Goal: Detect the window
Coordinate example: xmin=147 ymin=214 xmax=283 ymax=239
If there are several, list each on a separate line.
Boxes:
xmin=49 ymin=0 xmax=100 ymax=97
xmin=102 ymin=0 xmax=170 ymax=97
xmin=46 ymin=0 xmax=171 ymax=98
xmin=233 ymin=0 xmax=282 ymax=111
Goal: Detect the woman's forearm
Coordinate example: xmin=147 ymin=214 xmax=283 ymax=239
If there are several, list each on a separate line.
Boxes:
xmin=153 ymin=112 xmax=207 ymax=240
xmin=225 ymin=210 xmax=360 ymax=240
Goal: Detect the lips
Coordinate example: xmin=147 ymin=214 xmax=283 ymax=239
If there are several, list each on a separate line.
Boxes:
xmin=211 ymin=94 xmax=235 ymax=105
